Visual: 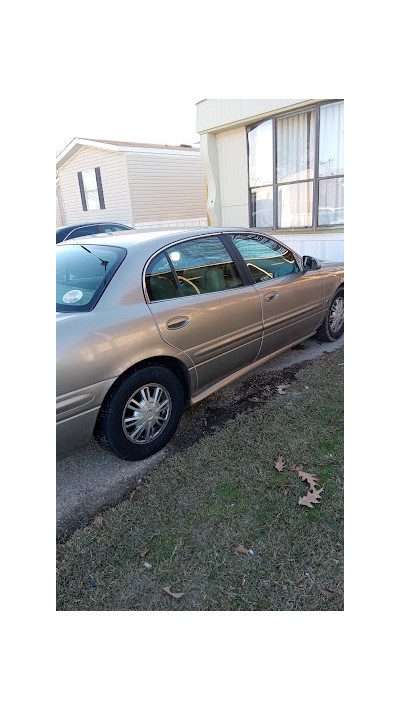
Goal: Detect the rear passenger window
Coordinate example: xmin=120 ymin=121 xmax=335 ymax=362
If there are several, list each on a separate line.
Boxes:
xmin=166 ymin=236 xmax=242 ymax=296
xmin=146 ymin=253 xmax=180 ymax=302
xmin=232 ymin=234 xmax=300 ymax=282
xmin=145 ymin=237 xmax=244 ymax=302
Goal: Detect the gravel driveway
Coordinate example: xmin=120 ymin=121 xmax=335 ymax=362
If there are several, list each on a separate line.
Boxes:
xmin=57 ymin=336 xmax=343 ymax=540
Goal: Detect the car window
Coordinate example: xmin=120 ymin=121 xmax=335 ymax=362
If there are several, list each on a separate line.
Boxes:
xmin=166 ymin=236 xmax=243 ymax=297
xmin=145 ymin=252 xmax=180 ymax=302
xmin=65 ymin=225 xmax=104 ymax=240
xmin=102 ymin=224 xmax=130 ymax=233
xmin=231 ymin=234 xmax=300 ymax=282
xmin=56 ymin=244 xmax=126 ymax=312
xmin=56 ymin=227 xmax=71 ymax=243
xmin=146 ymin=237 xmax=243 ymax=302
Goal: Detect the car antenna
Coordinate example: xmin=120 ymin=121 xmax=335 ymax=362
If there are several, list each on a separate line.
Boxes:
xmin=63 ymin=237 xmax=108 ymax=263
xmin=61 ymin=237 xmax=109 ymax=278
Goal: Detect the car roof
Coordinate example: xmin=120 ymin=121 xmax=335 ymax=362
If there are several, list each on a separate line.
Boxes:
xmin=55 ymin=227 xmax=275 ymax=251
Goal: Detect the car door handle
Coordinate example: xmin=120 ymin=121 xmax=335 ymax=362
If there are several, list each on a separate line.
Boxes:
xmin=264 ymin=291 xmax=279 ymax=302
xmin=166 ymin=316 xmax=190 ymax=330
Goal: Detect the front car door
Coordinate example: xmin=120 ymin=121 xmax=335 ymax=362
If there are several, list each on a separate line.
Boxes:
xmin=144 ymin=235 xmax=263 ymax=392
xmin=227 ymin=233 xmax=325 ymax=357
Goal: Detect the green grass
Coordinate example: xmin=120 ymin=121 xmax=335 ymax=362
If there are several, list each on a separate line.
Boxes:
xmin=57 ymin=347 xmax=344 ymax=611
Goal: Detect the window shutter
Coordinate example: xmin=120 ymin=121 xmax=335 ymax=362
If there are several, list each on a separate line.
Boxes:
xmin=95 ymin=167 xmax=106 ymax=209
xmin=77 ymin=172 xmax=88 ymax=211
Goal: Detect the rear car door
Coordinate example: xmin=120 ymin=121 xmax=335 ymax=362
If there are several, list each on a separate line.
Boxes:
xmin=228 ymin=233 xmax=325 ymax=357
xmin=144 ymin=235 xmax=263 ymax=392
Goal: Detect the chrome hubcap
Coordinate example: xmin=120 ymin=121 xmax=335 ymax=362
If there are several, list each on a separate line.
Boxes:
xmin=329 ymin=296 xmax=344 ymax=333
xmin=122 ymin=383 xmax=171 ymax=444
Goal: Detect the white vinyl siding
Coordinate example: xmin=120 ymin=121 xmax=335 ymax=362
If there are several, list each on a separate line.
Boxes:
xmin=216 ymin=127 xmax=249 ymax=226
xmin=56 ymin=185 xmax=66 ymax=226
xmin=126 ymin=150 xmax=207 ymax=227
xmin=282 ymin=235 xmax=344 ymax=262
xmin=57 ymin=146 xmax=132 ymax=226
xmin=196 ymin=99 xmax=314 ymax=133
xmin=56 ymin=194 xmax=62 ymax=227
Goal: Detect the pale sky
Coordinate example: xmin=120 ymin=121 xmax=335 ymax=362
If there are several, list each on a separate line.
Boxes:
xmin=56 ymin=97 xmax=201 ymax=156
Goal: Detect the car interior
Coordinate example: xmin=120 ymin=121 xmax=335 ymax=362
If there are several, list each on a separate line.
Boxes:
xmin=146 ymin=258 xmax=244 ymax=301
xmin=146 ymin=254 xmax=298 ymax=301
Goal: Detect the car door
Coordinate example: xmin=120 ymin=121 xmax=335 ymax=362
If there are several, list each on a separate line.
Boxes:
xmin=145 ymin=235 xmax=263 ymax=392
xmin=229 ymin=233 xmax=325 ymax=357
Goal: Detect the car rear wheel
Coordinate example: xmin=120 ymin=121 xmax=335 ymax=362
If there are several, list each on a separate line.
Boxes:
xmin=317 ymin=288 xmax=344 ymax=342
xmin=95 ymin=365 xmax=184 ymax=460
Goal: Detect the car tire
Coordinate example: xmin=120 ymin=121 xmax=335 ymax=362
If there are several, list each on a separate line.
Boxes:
xmin=95 ymin=365 xmax=184 ymax=460
xmin=316 ymin=288 xmax=344 ymax=342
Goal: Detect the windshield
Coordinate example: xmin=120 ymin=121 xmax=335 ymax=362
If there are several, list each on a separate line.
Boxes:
xmin=56 ymin=244 xmax=126 ymax=312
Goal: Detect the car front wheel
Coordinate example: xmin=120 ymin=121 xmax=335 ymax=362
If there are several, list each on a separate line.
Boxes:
xmin=95 ymin=365 xmax=184 ymax=460
xmin=317 ymin=288 xmax=344 ymax=342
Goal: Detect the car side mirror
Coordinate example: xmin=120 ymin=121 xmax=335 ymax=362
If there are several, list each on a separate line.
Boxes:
xmin=302 ymin=255 xmax=321 ymax=271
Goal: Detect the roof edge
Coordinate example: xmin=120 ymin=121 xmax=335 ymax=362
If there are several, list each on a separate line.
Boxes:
xmin=56 ymin=138 xmax=200 ymax=169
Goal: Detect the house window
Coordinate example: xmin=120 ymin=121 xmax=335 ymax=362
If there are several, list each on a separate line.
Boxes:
xmin=248 ymin=101 xmax=344 ymax=230
xmin=77 ymin=167 xmax=106 ymax=211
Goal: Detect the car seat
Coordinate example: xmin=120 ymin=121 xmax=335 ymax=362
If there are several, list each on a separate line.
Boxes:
xmin=204 ymin=266 xmax=226 ymax=293
xmin=149 ymin=275 xmax=178 ymax=301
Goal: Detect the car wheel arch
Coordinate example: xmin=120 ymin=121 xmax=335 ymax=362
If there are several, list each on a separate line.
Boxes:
xmin=96 ymin=355 xmax=192 ymax=420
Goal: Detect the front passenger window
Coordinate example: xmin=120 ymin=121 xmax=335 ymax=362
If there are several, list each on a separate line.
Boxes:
xmin=232 ymin=234 xmax=299 ymax=282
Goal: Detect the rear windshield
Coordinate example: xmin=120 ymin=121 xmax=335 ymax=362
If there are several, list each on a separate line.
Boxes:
xmin=56 ymin=244 xmax=126 ymax=312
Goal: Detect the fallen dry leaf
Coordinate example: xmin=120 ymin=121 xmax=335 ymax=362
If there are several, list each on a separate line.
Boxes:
xmin=179 ymin=537 xmax=183 ymax=547
xmin=290 ymin=463 xmax=301 ymax=471
xmin=129 ymin=489 xmax=136 ymax=501
xmin=163 ymin=586 xmax=185 ymax=599
xmin=277 ymin=384 xmax=290 ymax=394
xmin=274 ymin=455 xmax=285 ymax=472
xmin=283 ymin=488 xmax=289 ymax=496
xmin=234 ymin=545 xmax=249 ymax=555
xmin=140 ymin=547 xmax=150 ymax=558
xmin=242 ymin=576 xmax=246 ymax=587
xmin=298 ymin=487 xmax=324 ymax=508
xmin=297 ymin=470 xmax=319 ymax=490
